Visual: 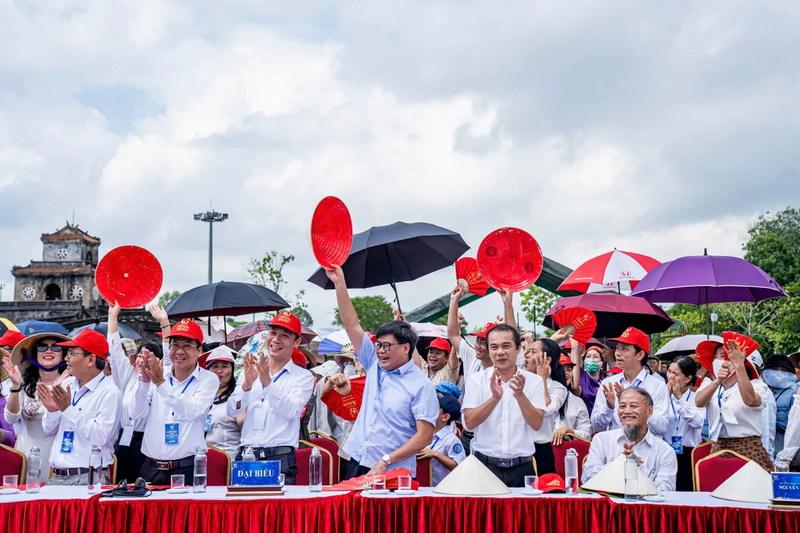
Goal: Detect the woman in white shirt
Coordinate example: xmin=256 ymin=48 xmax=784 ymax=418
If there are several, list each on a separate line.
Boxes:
xmin=695 ymin=337 xmax=773 ymax=472
xmin=665 ymin=355 xmax=706 ymax=491
xmin=201 ymin=347 xmax=244 ymax=458
xmin=552 ymin=354 xmax=592 ymax=444
xmin=524 ymin=337 xmax=568 ymax=475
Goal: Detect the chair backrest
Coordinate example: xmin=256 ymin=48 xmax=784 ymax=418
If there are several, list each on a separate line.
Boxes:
xmin=694 ymin=450 xmax=749 ymax=492
xmin=207 ymin=445 xmax=231 ymax=486
xmin=0 ymin=444 xmax=27 ymax=484
xmin=310 ymin=438 xmax=340 ymax=482
xmin=691 ymin=441 xmax=712 ymax=472
xmin=309 ymin=431 xmax=339 ymax=446
xmin=110 ymin=454 xmax=117 ymax=485
xmin=416 ymin=457 xmax=434 ymax=487
xmin=296 ymin=441 xmax=334 ymax=486
xmin=553 ymin=438 xmax=591 ymax=481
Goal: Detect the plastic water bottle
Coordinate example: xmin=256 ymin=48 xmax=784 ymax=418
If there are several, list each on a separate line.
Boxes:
xmin=87 ymin=446 xmax=103 ymax=494
xmin=624 ymin=454 xmax=639 ymax=501
xmin=26 ymin=447 xmax=41 ymax=494
xmin=243 ymin=446 xmax=256 ymax=461
xmin=309 ymin=447 xmax=323 ymax=492
xmin=193 ymin=447 xmax=208 ymax=493
xmin=775 ymin=461 xmax=790 ymax=473
xmin=564 ymin=449 xmax=579 ymax=495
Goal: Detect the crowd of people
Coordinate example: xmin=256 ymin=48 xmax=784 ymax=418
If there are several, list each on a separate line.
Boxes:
xmin=0 ymin=263 xmax=798 ymax=493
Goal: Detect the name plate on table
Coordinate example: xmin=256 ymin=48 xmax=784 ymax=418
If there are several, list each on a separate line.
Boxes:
xmin=231 ymin=460 xmax=281 ymax=486
xmin=772 ymin=472 xmax=800 ymax=500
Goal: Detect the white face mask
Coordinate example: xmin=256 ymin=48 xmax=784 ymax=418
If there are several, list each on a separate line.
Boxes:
xmin=343 ymin=364 xmax=357 ymax=378
xmin=713 ymin=359 xmax=735 ymax=379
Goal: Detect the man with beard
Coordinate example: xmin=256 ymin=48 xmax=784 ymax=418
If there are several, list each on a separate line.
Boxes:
xmin=582 ymin=387 xmax=677 ymax=492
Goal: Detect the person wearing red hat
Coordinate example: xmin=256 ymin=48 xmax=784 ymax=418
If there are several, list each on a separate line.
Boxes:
xmin=227 ymin=311 xmax=315 ymax=484
xmin=413 ymin=336 xmax=460 ymax=386
xmin=0 ymin=330 xmax=26 ymax=352
xmin=38 ymin=329 xmax=122 ymax=485
xmin=130 ymin=318 xmax=218 ymax=485
xmin=552 ymin=353 xmax=592 ymax=445
xmin=590 ymin=327 xmax=670 ymax=441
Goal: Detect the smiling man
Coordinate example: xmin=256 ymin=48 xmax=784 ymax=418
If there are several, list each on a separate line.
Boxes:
xmin=227 ymin=311 xmax=314 ymax=484
xmin=413 ymin=337 xmax=460 ymax=385
xmin=326 ymin=265 xmax=439 ymax=480
xmin=582 ymin=387 xmax=678 ymax=493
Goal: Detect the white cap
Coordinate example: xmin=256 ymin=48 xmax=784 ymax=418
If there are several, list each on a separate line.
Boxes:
xmin=433 ymin=455 xmax=511 ymax=495
xmin=711 ymin=460 xmax=773 ymax=504
xmin=581 ymin=454 xmax=658 ymax=496
xmin=199 ymin=346 xmax=236 ymax=369
xmin=748 ymin=350 xmax=764 ymax=370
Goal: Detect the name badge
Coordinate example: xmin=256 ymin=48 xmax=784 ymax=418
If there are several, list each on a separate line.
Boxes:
xmin=253 ymin=407 xmax=268 ymax=430
xmin=204 ymin=414 xmax=212 ymax=432
xmin=671 ymin=435 xmax=683 ymax=454
xmin=61 ymin=431 xmax=75 ymax=453
xmin=119 ymin=425 xmax=134 ymax=447
xmin=165 ymin=423 xmax=180 ymax=445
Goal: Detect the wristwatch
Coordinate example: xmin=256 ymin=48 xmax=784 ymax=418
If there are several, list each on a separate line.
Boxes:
xmin=382 ymin=454 xmax=392 ymax=466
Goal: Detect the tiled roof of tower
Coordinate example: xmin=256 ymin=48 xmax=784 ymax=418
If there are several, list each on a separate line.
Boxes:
xmin=12 ymin=264 xmax=95 ymax=276
xmin=41 ymin=224 xmax=101 ymax=245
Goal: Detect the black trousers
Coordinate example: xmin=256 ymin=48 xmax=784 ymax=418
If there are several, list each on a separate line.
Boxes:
xmin=235 ymin=447 xmax=298 ymax=485
xmin=140 ymin=458 xmax=194 ymax=486
xmin=114 ymin=428 xmax=146 ymax=483
xmin=475 ymin=453 xmax=535 ymax=488
xmin=676 ymin=446 xmax=695 ymax=492
xmin=344 ymin=458 xmax=371 ymax=480
xmin=534 ymin=442 xmax=556 ymax=476
xmin=460 ymin=431 xmax=474 ymax=457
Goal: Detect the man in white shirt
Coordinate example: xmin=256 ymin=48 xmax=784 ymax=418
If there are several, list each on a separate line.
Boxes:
xmin=40 ymin=329 xmax=121 ymax=485
xmin=131 ymin=319 xmax=218 ymax=485
xmin=583 ymin=387 xmax=678 ymax=493
xmin=591 ymin=327 xmax=670 ymax=439
xmin=227 ymin=312 xmax=315 ymax=485
xmin=463 ymin=324 xmax=546 ymax=487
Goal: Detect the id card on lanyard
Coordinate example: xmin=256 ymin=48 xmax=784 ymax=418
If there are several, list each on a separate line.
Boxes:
xmin=63 ymin=376 xmax=106 ymax=453
xmin=165 ymin=374 xmax=196 ymax=445
xmin=669 ymin=391 xmax=690 ymax=454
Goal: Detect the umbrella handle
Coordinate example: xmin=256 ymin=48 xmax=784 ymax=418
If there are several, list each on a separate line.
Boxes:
xmin=391 ymin=281 xmax=402 ymax=315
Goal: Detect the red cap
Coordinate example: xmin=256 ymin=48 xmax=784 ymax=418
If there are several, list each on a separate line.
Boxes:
xmin=608 ymin=327 xmax=650 ymax=355
xmin=268 ymin=312 xmax=302 ymax=338
xmin=472 ymin=322 xmax=496 ymax=339
xmin=291 ymin=348 xmax=308 ymax=367
xmin=428 ymin=337 xmax=451 ymax=353
xmin=57 ymin=329 xmax=109 ymax=360
xmin=608 ymin=365 xmax=623 ymax=375
xmin=0 ymin=330 xmax=26 ymax=349
xmin=559 ymin=354 xmax=574 ymax=366
xmin=538 ymin=473 xmax=566 ymax=493
xmin=166 ymin=319 xmax=204 ymax=344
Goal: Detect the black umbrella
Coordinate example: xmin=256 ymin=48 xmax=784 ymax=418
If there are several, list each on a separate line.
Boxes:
xmin=308 ymin=221 xmax=469 ymax=312
xmin=164 ymin=282 xmax=289 ymax=319
xmin=69 ymin=322 xmax=142 ymax=341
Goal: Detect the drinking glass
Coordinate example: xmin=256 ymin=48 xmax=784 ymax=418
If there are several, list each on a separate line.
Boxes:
xmin=524 ymin=475 xmax=538 ymax=492
xmin=171 ymin=474 xmax=185 ymax=491
xmin=3 ymin=475 xmax=18 ymax=491
xmin=278 ymin=474 xmax=285 ymax=487
xmin=398 ymin=475 xmax=413 ymax=491
xmin=372 ymin=475 xmax=386 ymax=491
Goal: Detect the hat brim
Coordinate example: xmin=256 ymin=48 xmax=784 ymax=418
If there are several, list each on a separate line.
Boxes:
xmin=607 ymin=336 xmax=649 ymax=355
xmin=10 ymin=333 xmax=72 ymax=367
xmin=0 ymin=348 xmax=9 ymax=381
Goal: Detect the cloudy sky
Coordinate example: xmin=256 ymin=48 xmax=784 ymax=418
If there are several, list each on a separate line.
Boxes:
xmin=1 ymin=1 xmax=798 ymax=331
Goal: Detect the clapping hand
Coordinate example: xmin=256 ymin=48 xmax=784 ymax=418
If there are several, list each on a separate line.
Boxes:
xmin=255 ymin=353 xmax=271 ymax=387
xmin=242 ymin=353 xmax=259 ymax=390
xmin=533 ymin=353 xmax=551 ymax=380
xmin=2 ymin=358 xmax=21 ymax=389
xmin=603 ymin=382 xmax=624 ymax=409
xmin=143 ymin=350 xmax=165 ymax=386
xmin=37 ymin=383 xmax=70 ymax=412
xmin=509 ymin=371 xmax=527 ymax=399
xmin=490 ymin=369 xmax=504 ymax=400
xmin=726 ymin=340 xmax=746 ymax=369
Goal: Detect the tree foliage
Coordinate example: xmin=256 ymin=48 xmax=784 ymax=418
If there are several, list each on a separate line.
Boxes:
xmin=333 ymin=295 xmax=394 ymax=333
xmin=246 ymin=252 xmax=312 ymax=326
xmin=743 ymin=207 xmax=800 ymax=288
xmin=432 ymin=314 xmax=469 ymax=335
xmin=520 ymin=286 xmax=559 ymax=332
xmin=158 ymin=290 xmax=181 ymax=307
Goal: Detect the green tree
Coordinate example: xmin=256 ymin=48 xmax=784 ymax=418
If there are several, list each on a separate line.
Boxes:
xmin=432 ymin=314 xmax=469 ymax=335
xmin=158 ymin=290 xmax=181 ymax=307
xmin=743 ymin=207 xmax=800 ymax=288
xmin=246 ymin=252 xmax=312 ymax=327
xmin=520 ymin=286 xmax=559 ymax=332
xmin=226 ymin=317 xmax=247 ymax=328
xmin=333 ymin=295 xmax=393 ymax=333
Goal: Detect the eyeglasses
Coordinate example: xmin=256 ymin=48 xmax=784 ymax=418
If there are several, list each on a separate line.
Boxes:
xmin=169 ymin=342 xmax=198 ymax=351
xmin=37 ymin=344 xmax=63 ymax=353
xmin=374 ymin=341 xmax=403 ymax=352
xmin=66 ymin=349 xmax=85 ymax=359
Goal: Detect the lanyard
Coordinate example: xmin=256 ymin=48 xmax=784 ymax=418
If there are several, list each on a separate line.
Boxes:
xmin=670 ymin=390 xmax=691 ymax=432
xmin=718 ymin=383 xmax=737 ymax=408
xmin=261 ymin=369 xmax=288 ymax=402
xmin=168 ymin=375 xmax=196 ymax=416
xmin=72 ymin=376 xmax=106 ymax=407
xmin=624 ymin=373 xmax=646 ymax=388
xmin=431 ymin=435 xmax=440 ymax=448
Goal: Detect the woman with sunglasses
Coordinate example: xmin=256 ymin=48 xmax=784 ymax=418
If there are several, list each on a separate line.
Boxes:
xmin=3 ymin=333 xmax=70 ymax=469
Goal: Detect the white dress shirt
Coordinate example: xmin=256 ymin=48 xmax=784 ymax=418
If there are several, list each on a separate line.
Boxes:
xmin=42 ymin=372 xmax=122 ymax=468
xmin=533 ymin=378 xmax=568 ymax=444
xmin=227 ymin=361 xmax=315 ymax=450
xmin=591 ymin=368 xmax=670 ymax=439
xmin=130 ymin=364 xmax=218 ymax=460
xmin=107 ymin=332 xmax=147 ymax=432
xmin=665 ymin=389 xmax=706 ymax=449
xmin=456 ymin=341 xmax=485 ymax=392
xmin=462 ymin=368 xmax=546 ymax=459
xmin=555 ymin=393 xmax=592 ymax=440
xmin=582 ymin=427 xmax=678 ymax=493
xmin=761 ymin=389 xmax=777 ymax=460
xmin=703 ymin=379 xmax=771 ymax=440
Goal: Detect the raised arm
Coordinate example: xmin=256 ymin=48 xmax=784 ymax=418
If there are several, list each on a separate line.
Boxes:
xmin=501 ymin=290 xmax=517 ymax=331
xmin=447 ymin=286 xmax=465 ymax=351
xmin=728 ymin=342 xmax=761 ymax=408
xmin=326 ymin=266 xmax=365 ymax=353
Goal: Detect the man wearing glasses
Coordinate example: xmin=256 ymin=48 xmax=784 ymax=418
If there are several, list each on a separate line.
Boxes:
xmin=131 ymin=319 xmax=218 ymax=485
xmin=326 ymin=265 xmax=439 ymax=480
xmin=39 ymin=329 xmax=122 ymax=485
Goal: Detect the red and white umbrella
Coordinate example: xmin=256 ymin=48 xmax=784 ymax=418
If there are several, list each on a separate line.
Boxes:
xmin=558 ymin=250 xmax=660 ymax=294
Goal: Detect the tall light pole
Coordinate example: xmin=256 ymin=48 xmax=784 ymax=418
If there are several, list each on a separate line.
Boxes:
xmin=194 ymin=210 xmax=228 ymax=284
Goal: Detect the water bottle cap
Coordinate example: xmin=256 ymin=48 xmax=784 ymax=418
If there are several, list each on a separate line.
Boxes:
xmin=566 ymin=449 xmax=578 ymax=456
xmin=91 ymin=446 xmax=101 ymax=452
xmin=30 ymin=446 xmax=40 ymax=453
xmin=311 ymin=447 xmax=321 ymax=455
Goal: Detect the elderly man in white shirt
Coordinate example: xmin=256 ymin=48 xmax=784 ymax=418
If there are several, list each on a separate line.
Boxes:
xmin=463 ymin=324 xmax=546 ymax=487
xmin=591 ymin=328 xmax=670 ymax=439
xmin=583 ymin=387 xmax=678 ymax=493
xmin=39 ymin=329 xmax=121 ymax=485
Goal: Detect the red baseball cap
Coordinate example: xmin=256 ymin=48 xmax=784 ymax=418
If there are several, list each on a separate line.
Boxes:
xmin=472 ymin=322 xmax=496 ymax=339
xmin=608 ymin=327 xmax=650 ymax=355
xmin=268 ymin=312 xmax=302 ymax=338
xmin=428 ymin=337 xmax=451 ymax=353
xmin=0 ymin=330 xmax=26 ymax=349
xmin=608 ymin=365 xmax=623 ymax=375
xmin=166 ymin=319 xmax=204 ymax=344
xmin=538 ymin=473 xmax=566 ymax=493
xmin=559 ymin=354 xmax=575 ymax=366
xmin=291 ymin=348 xmax=308 ymax=367
xmin=57 ymin=329 xmax=109 ymax=360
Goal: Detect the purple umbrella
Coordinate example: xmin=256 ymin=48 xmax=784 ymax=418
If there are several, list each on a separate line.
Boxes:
xmin=630 ymin=252 xmax=787 ymax=335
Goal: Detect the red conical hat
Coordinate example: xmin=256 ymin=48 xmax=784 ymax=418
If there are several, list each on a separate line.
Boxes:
xmin=311 ymin=196 xmax=353 ymax=269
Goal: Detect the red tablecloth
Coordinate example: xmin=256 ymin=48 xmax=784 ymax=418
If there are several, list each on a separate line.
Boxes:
xmin=0 ymin=497 xmax=90 ymax=533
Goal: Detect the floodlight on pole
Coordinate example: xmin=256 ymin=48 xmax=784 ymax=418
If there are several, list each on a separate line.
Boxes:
xmin=194 ymin=210 xmax=228 ymax=284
